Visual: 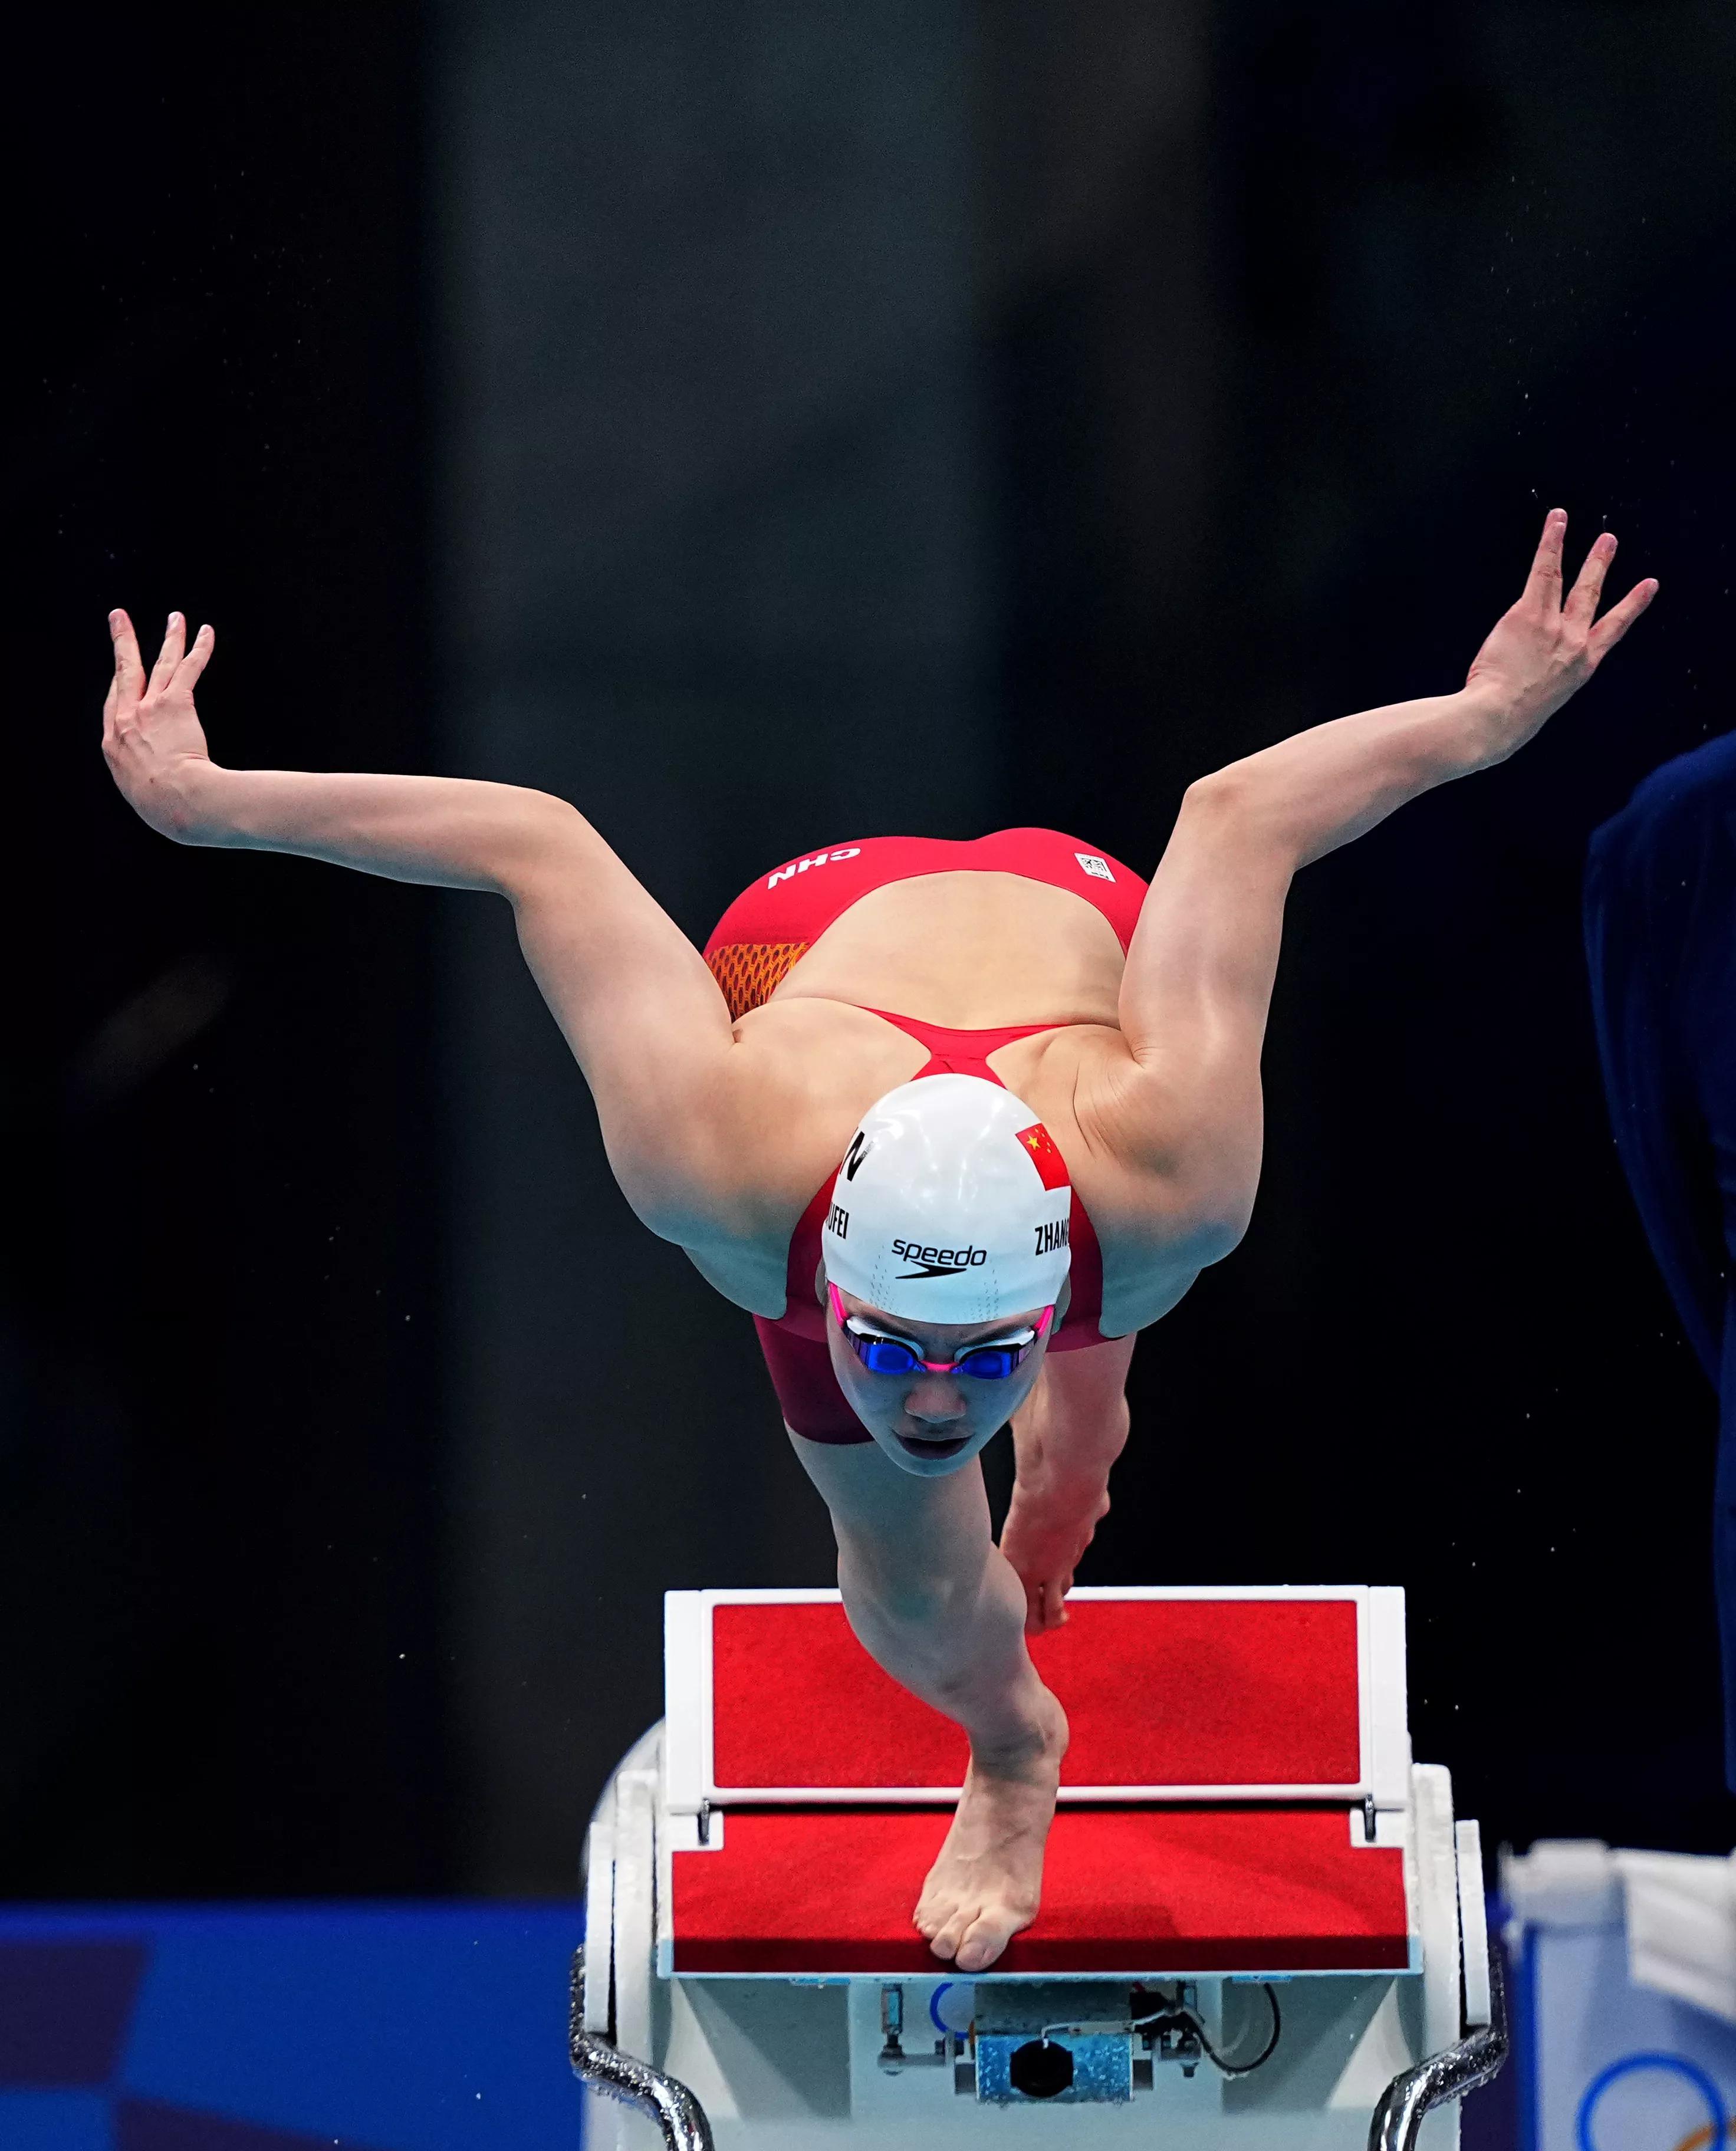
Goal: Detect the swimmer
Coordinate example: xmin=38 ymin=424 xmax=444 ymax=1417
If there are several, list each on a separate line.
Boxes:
xmin=101 ymin=511 xmax=1653 ymax=1971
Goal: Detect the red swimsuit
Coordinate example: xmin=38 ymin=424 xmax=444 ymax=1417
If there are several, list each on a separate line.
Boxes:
xmin=703 ymin=830 xmax=1149 ymax=1440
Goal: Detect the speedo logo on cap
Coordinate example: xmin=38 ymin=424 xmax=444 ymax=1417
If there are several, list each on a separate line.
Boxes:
xmin=891 ymin=1238 xmax=988 ymax=1280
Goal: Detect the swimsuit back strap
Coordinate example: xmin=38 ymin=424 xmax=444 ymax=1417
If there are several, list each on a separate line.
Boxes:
xmin=854 ymin=1008 xmax=1057 ymax=1081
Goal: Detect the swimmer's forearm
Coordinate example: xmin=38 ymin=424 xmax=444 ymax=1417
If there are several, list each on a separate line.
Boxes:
xmin=1203 ymin=680 xmax=1508 ymax=873
xmin=1111 ymin=517 xmax=1654 ymax=1165
xmin=1002 ymin=1366 xmax=1129 ymax=1635
xmin=176 ymin=763 xmax=589 ymax=893
xmin=1015 ymin=1416 xmax=1127 ymax=1501
xmin=1011 ymin=1357 xmax=1131 ymax=1501
xmin=1206 ymin=508 xmax=1657 ymax=873
xmin=1114 ymin=683 xmax=1509 ymax=1075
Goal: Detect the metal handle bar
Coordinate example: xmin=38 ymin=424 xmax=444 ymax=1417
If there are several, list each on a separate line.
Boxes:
xmin=1369 ymin=1948 xmax=1510 ymax=2151
xmin=569 ymin=1947 xmax=715 ymax=2151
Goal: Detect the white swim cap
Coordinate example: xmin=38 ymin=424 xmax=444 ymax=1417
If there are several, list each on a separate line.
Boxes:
xmin=820 ymin=1074 xmax=1073 ymax=1324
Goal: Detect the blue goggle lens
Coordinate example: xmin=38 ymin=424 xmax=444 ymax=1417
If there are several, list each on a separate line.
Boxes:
xmin=852 ymin=1337 xmax=1023 ymax=1380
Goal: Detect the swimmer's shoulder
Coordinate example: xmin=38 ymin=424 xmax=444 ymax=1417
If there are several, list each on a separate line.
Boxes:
xmin=654 ymin=999 xmax=920 ymax=1315
xmin=1002 ymin=1022 xmax=1248 ymax=1335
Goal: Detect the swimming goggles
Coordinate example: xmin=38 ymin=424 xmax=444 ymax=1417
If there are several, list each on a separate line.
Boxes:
xmin=828 ymin=1282 xmax=1052 ymax=1380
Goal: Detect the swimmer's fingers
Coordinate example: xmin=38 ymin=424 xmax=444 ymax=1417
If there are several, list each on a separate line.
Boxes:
xmin=1027 ymin=1576 xmax=1071 ymax=1636
xmin=1587 ymin=575 xmax=1659 ymax=665
xmin=1520 ymin=507 xmax=1568 ymax=611
xmin=172 ymin=621 xmax=216 ymax=694
xmin=148 ymin=612 xmax=186 ymax=695
xmin=105 ymin=609 xmax=144 ymax=739
xmin=1563 ymin=529 xmax=1617 ymax=627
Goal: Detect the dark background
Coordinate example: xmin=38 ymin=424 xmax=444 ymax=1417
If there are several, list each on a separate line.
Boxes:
xmin=6 ymin=1 xmax=1734 ymax=1899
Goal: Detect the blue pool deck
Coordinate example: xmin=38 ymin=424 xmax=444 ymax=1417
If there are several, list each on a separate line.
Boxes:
xmin=0 ymin=1903 xmax=586 ymax=2149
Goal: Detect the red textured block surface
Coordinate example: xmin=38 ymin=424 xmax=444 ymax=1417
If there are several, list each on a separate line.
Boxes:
xmin=672 ymin=1805 xmax=1407 ymax=1975
xmin=710 ymin=1599 xmax=1362 ymax=1790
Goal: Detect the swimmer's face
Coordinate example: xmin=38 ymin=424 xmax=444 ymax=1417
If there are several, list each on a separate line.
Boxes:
xmin=825 ymin=1286 xmax=1051 ymax=1476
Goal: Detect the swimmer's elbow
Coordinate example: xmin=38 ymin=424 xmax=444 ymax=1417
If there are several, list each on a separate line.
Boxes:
xmin=1107 ymin=1138 xmax=1256 ymax=1270
xmin=493 ymin=791 xmax=596 ymax=901
xmin=1178 ymin=765 xmax=1273 ymax=846
xmin=614 ymin=1149 xmax=757 ymax=1254
xmin=616 ymin=1171 xmax=714 ymax=1249
xmin=1181 ymin=1190 xmax=1254 ymax=1267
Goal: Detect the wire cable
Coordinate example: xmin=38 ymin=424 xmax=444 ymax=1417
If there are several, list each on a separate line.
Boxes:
xmin=1035 ymin=1984 xmax=1280 ymax=2078
xmin=1194 ymin=1984 xmax=1281 ymax=2076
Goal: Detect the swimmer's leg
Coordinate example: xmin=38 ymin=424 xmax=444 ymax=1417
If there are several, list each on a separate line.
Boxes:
xmin=788 ymin=1428 xmax=1067 ymax=1973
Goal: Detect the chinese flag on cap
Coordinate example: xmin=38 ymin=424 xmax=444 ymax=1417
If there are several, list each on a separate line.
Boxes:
xmin=1015 ymin=1121 xmax=1070 ymax=1192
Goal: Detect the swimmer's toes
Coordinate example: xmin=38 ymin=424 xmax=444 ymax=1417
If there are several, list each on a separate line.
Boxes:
xmin=953 ymin=1915 xmax=1013 ymax=1974
xmin=926 ymin=1928 xmax=960 ymax=1963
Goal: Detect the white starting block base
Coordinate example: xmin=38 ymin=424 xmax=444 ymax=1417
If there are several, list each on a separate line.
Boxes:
xmin=576 ymin=1590 xmax=1505 ymax=2151
xmin=583 ymin=1732 xmax=1483 ymax=2151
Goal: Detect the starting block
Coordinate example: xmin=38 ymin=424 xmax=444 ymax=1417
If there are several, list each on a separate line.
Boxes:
xmin=572 ymin=1587 xmax=1505 ymax=2150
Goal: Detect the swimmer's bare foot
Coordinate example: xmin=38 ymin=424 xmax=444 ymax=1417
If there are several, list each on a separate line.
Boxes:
xmin=914 ymin=1688 xmax=1068 ymax=1972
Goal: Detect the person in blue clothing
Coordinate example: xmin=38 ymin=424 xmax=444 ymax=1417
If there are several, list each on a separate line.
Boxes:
xmin=1586 ymin=731 xmax=1736 ymax=1788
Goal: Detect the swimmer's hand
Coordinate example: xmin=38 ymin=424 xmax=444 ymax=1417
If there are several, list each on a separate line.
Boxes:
xmin=999 ymin=1481 xmax=1110 ymax=1637
xmin=1002 ymin=1347 xmax=1131 ymax=1635
xmin=101 ymin=609 xmax=223 ymax=842
xmin=1463 ymin=509 xmax=1657 ymax=759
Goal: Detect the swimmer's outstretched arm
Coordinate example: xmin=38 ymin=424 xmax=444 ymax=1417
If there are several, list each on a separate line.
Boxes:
xmin=1096 ymin=511 xmax=1656 ymax=1282
xmin=102 ymin=612 xmax=634 ymax=888
xmin=100 ymin=610 xmax=765 ymax=1246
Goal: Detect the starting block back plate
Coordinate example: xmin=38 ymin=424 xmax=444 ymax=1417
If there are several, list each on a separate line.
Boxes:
xmin=666 ymin=1586 xmax=1408 ymax=1810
